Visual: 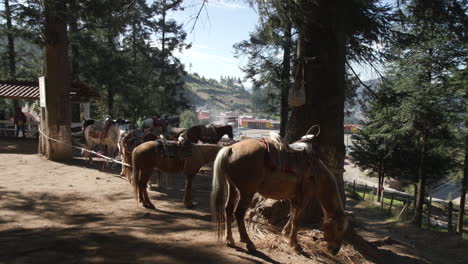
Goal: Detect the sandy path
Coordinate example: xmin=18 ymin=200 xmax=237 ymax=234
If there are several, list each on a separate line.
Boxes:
xmin=0 ymin=138 xmax=320 ymax=264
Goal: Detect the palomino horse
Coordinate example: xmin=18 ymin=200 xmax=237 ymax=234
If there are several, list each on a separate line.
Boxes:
xmin=132 ymin=139 xmax=222 ymax=209
xmin=83 ymin=121 xmax=120 ymax=163
xmin=211 ymin=133 xmax=349 ymax=255
xmin=180 ymin=124 xmax=233 ymax=144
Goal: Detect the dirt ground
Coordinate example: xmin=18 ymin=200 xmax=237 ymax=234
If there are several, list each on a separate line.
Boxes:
xmin=0 ymin=138 xmax=466 ymax=264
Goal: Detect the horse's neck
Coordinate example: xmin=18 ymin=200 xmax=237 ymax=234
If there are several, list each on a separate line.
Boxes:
xmin=314 ymin=160 xmax=344 ymax=218
xmin=214 ymin=127 xmax=226 ymax=142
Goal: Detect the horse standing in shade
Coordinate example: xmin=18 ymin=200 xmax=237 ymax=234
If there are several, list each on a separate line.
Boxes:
xmin=132 ymin=139 xmax=222 ymax=209
xmin=141 ymin=116 xmax=180 ymax=131
xmin=83 ymin=120 xmax=120 ymax=163
xmin=211 ymin=133 xmax=349 ymax=255
xmin=180 ymin=124 xmax=233 ymax=144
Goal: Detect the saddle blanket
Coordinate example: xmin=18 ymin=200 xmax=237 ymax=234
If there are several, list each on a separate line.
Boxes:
xmin=259 ymin=138 xmax=313 ymax=174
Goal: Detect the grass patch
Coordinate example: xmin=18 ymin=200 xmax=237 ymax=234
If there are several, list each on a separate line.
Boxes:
xmin=355 ymin=191 xmax=405 ymax=206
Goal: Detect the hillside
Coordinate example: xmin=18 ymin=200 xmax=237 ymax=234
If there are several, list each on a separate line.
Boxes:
xmin=184 ymin=74 xmax=252 ymax=113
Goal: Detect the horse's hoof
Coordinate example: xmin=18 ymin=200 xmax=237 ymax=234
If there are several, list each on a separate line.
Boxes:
xmin=143 ymin=203 xmax=156 ymax=209
xmin=184 ymin=202 xmax=195 ymax=209
xmin=246 ymin=243 xmax=256 ymax=252
xmin=293 ymin=245 xmax=303 ymax=253
xmin=226 ymin=239 xmax=235 ymax=248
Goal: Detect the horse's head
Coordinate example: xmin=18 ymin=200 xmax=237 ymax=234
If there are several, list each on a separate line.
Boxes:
xmin=82 ymin=118 xmax=95 ymax=131
xmin=216 ymin=125 xmax=233 ymax=140
xmin=322 ymin=213 xmax=350 ymax=255
xmin=226 ymin=125 xmax=234 ymax=140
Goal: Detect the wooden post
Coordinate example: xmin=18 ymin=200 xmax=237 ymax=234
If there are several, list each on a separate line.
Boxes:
xmin=388 ymin=194 xmax=394 ymax=215
xmin=427 ymin=196 xmax=432 ymax=230
xmin=406 ymin=197 xmax=411 ymax=220
xmin=371 ymin=187 xmax=375 ymax=202
xmin=353 ymin=180 xmax=356 ymax=194
xmin=448 ymin=201 xmax=453 ymax=232
xmin=397 ymin=202 xmax=408 ymax=220
xmin=363 ymin=184 xmax=367 ymax=200
xmin=380 ymin=190 xmax=385 ymax=209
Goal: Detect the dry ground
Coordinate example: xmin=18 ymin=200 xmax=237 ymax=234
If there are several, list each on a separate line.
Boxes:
xmin=0 ymin=138 xmax=466 ymax=264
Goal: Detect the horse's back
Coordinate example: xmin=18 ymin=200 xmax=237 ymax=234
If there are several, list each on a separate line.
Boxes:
xmin=223 ymin=139 xmax=265 ymax=183
xmin=226 ymin=139 xmax=299 ymax=199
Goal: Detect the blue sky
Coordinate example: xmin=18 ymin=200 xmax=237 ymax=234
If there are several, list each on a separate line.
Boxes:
xmin=169 ymin=0 xmax=258 ymax=85
xmin=170 ymin=0 xmax=383 ymax=86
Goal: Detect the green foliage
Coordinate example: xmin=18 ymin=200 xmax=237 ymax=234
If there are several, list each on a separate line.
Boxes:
xmin=233 ymin=7 xmax=293 ymax=118
xmin=351 ymin=0 xmax=466 ymax=188
xmin=0 ymin=0 xmax=190 ymax=121
xmin=184 ymin=74 xmax=252 ymax=113
xmin=179 ymin=110 xmax=197 ymax=128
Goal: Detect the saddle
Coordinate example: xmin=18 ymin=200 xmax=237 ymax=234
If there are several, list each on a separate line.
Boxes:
xmin=120 ymin=129 xmax=157 ymax=154
xmin=259 ymin=137 xmax=316 ymax=175
xmin=87 ymin=121 xmax=113 ymax=140
xmin=151 ymin=116 xmax=167 ymax=129
xmin=155 ymin=138 xmax=192 ymax=159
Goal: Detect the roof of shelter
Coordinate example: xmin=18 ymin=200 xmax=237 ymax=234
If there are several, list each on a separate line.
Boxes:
xmin=0 ymin=80 xmax=98 ymax=101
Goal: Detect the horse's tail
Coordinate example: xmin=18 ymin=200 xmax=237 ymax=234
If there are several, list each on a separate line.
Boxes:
xmin=211 ymin=146 xmax=232 ymax=240
xmin=132 ymin=148 xmax=140 ymax=204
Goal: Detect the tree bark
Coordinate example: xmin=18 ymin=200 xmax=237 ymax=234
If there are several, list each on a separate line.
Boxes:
xmin=279 ymin=24 xmax=292 ymax=137
xmin=412 ymin=137 xmax=426 ymax=227
xmin=5 ymin=0 xmax=16 ymax=79
xmin=42 ymin=0 xmax=72 ymax=161
xmin=68 ymin=0 xmax=80 ymax=80
xmin=284 ymin=1 xmax=346 ymax=223
xmin=377 ymin=160 xmax=384 ymax=201
xmin=5 ymin=0 xmax=19 ymax=109
xmin=457 ymin=136 xmax=467 ymax=234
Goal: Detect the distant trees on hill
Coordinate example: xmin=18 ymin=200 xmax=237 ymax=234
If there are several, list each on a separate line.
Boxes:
xmin=220 ymin=76 xmax=245 ymax=91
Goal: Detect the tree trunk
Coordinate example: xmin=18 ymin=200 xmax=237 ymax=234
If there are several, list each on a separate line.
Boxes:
xmin=5 ymin=0 xmax=16 ymax=78
xmin=68 ymin=0 xmax=80 ymax=80
xmin=377 ymin=160 xmax=383 ymax=201
xmin=279 ymin=24 xmax=292 ymax=137
xmin=285 ymin=1 xmax=346 ymax=223
xmin=457 ymin=136 xmax=467 ymax=234
xmin=42 ymin=0 xmax=72 ymax=161
xmin=412 ymin=137 xmax=426 ymax=227
xmin=106 ymin=33 xmax=115 ymax=116
xmin=5 ymin=0 xmax=19 ymax=109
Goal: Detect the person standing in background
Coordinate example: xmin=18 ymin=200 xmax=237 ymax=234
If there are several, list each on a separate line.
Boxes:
xmin=14 ymin=107 xmax=26 ymax=138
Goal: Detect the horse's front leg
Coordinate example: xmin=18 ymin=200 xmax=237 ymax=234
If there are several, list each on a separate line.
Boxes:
xmin=282 ymin=200 xmax=293 ymax=236
xmin=288 ymin=197 xmax=310 ymax=253
xmin=183 ymin=174 xmax=195 ymax=208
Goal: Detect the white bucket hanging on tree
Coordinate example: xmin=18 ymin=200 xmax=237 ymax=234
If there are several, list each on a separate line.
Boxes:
xmin=288 ymin=58 xmax=306 ymax=107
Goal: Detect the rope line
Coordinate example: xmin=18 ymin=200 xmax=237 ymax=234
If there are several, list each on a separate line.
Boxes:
xmin=38 ymin=128 xmax=130 ymax=167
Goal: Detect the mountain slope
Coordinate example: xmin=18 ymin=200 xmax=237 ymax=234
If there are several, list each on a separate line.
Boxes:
xmin=184 ymin=74 xmax=252 ymax=113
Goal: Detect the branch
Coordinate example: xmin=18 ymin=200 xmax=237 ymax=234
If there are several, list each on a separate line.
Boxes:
xmin=346 ymin=60 xmax=380 ymax=99
xmin=189 ymin=0 xmax=207 ymax=34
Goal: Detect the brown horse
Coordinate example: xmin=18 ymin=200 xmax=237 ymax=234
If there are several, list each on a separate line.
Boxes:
xmin=132 ymin=140 xmax=222 ymax=209
xmin=211 ymin=136 xmax=349 ymax=255
xmin=180 ymin=124 xmax=233 ymax=144
xmin=118 ymin=129 xmax=158 ymax=179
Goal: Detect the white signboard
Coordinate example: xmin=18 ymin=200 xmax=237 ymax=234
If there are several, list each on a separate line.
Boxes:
xmin=39 ymin=76 xmax=46 ymax=107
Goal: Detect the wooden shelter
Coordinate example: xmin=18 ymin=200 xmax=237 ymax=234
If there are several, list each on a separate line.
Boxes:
xmin=0 ymin=79 xmax=98 ymax=127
